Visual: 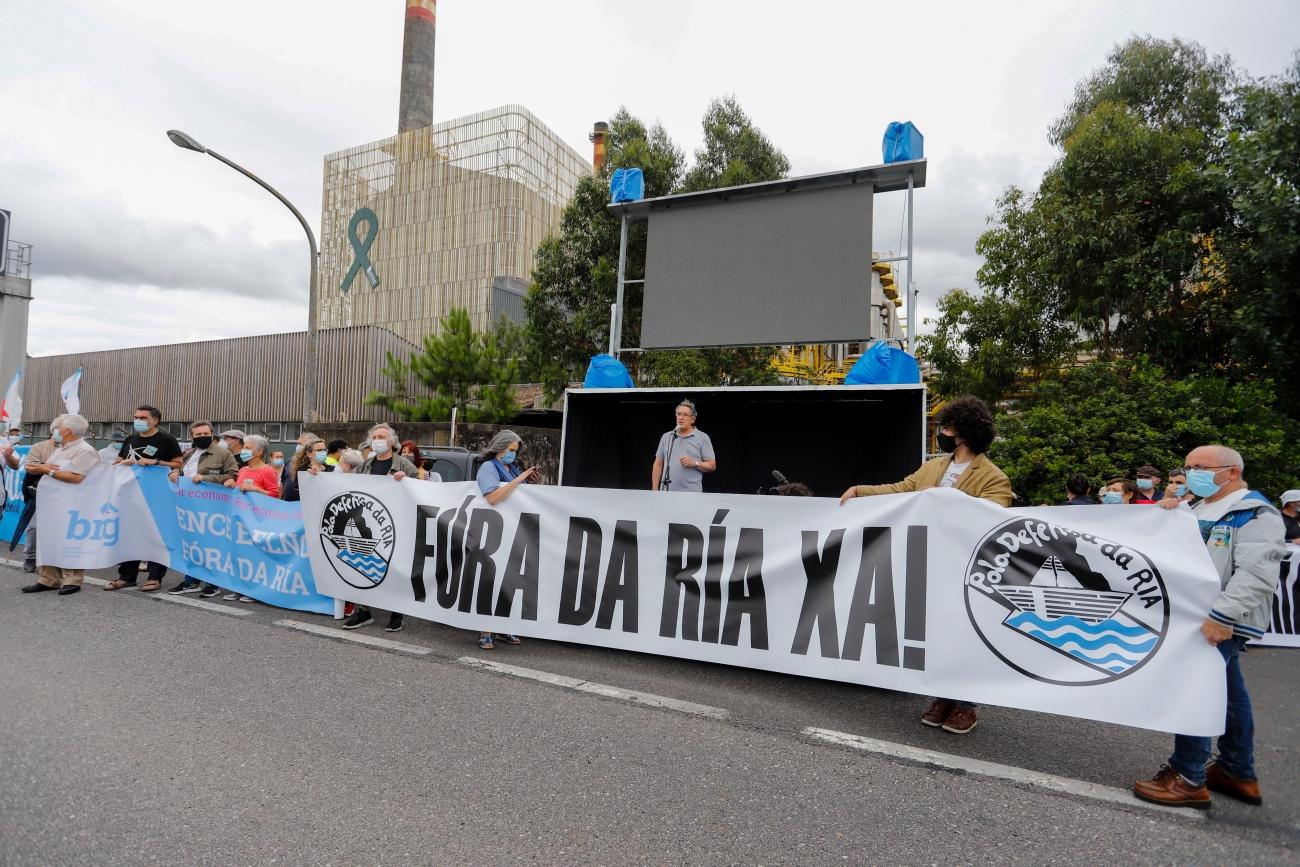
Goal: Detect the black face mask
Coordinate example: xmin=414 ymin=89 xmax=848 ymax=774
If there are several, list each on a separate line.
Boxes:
xmin=191 ymin=436 xmax=213 ymax=450
xmin=936 ymin=432 xmax=959 ymax=453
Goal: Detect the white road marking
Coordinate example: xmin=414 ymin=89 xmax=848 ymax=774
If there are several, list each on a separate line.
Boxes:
xmin=275 ymin=619 xmax=431 ymax=655
xmin=154 ymin=594 xmax=252 ymax=617
xmin=459 ymin=656 xmax=730 ymax=720
xmin=803 ymin=727 xmax=1203 ymax=819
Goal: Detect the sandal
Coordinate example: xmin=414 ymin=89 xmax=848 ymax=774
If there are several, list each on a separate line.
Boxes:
xmin=104 ymin=579 xmax=135 ymax=591
xmin=478 ymin=634 xmax=495 ymax=651
xmin=140 ymin=580 xmax=162 ymax=592
xmin=498 ymin=634 xmax=521 ymax=645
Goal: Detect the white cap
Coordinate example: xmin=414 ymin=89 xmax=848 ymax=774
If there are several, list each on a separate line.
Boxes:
xmin=1281 ymin=489 xmax=1300 ymax=506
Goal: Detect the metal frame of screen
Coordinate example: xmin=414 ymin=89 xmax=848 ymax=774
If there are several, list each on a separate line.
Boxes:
xmin=605 ymin=159 xmax=925 ymax=356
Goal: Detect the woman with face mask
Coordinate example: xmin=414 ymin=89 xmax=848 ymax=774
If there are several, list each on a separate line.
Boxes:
xmin=281 ymin=436 xmax=328 ymax=502
xmin=224 ymin=434 xmax=280 ymax=498
xmin=1100 ymin=478 xmax=1138 ymax=504
xmin=399 ymin=440 xmax=429 ymax=480
xmin=471 ymin=430 xmax=539 ymax=650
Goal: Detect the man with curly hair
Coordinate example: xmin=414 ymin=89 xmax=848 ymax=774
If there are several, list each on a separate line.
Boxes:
xmin=840 ymin=394 xmax=1012 ymax=734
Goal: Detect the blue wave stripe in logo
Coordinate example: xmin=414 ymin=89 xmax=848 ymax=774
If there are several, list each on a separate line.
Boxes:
xmin=1009 ymin=613 xmax=1152 ymax=639
xmin=337 ymin=550 xmax=386 ymax=582
xmin=1006 ymin=612 xmax=1156 ymax=674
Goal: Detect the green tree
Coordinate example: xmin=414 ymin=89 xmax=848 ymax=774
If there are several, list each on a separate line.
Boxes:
xmin=525 ymin=109 xmax=684 ymax=400
xmin=680 ymin=95 xmax=791 ymax=192
xmin=365 ymin=308 xmax=522 ymax=423
xmin=990 ymin=358 xmax=1297 ymax=505
xmin=976 ymin=37 xmax=1237 ymax=374
xmin=1221 ymin=56 xmax=1300 ymax=410
xmin=917 ymin=287 xmax=1077 ymax=403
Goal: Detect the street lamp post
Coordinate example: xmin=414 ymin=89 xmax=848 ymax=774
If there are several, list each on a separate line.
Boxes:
xmin=166 ymin=130 xmax=320 ymax=426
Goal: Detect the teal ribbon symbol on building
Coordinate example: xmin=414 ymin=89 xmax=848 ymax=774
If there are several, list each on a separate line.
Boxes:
xmin=341 ymin=207 xmax=381 ymax=292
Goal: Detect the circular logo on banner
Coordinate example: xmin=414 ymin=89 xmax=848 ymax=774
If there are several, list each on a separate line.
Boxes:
xmin=319 ymin=491 xmax=396 ymax=590
xmin=964 ymin=517 xmax=1170 ymax=686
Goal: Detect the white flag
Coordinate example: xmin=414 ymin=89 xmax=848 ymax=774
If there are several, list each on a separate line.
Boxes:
xmin=60 ymin=367 xmax=82 ymax=416
xmin=1 ymin=367 xmax=21 ymax=430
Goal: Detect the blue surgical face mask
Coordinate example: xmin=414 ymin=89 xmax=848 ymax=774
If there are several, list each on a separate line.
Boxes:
xmin=314 ymin=451 xmax=328 ymax=463
xmin=1101 ymin=491 xmax=1124 ymax=504
xmin=271 ymin=458 xmax=284 ymax=467
xmin=1135 ymin=478 xmax=1154 ymax=491
xmin=239 ymin=449 xmax=253 ymax=462
xmin=500 ymin=450 xmax=517 ymax=465
xmin=1186 ymin=468 xmax=1222 ymax=499
xmin=52 ymin=429 xmax=64 ymax=444
xmin=1172 ymin=484 xmax=1186 ymax=498
xmin=132 ymin=419 xmax=150 ymax=433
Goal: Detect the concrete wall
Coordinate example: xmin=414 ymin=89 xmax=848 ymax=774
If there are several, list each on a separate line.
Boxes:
xmin=0 ymin=272 xmax=31 ymax=393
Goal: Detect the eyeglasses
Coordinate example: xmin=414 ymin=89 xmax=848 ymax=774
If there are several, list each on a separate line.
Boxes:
xmin=1181 ymin=465 xmax=1232 ymax=474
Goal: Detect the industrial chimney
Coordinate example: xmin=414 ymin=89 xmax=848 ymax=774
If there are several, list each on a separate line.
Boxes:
xmin=590 ymin=121 xmax=608 ymax=171
xmin=398 ymin=0 xmax=436 ymax=133
xmin=589 ymin=121 xmax=609 ymax=171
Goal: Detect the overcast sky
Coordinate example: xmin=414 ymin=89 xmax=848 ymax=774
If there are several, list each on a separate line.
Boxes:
xmin=4 ymin=0 xmax=1297 ymax=358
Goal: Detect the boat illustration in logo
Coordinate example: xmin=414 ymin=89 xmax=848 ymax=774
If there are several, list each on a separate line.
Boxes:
xmin=965 ymin=518 xmax=1169 ymax=686
xmin=326 ymin=518 xmax=387 ymax=584
xmin=991 ymin=557 xmax=1157 ymax=675
xmin=318 ymin=492 xmax=396 ymax=590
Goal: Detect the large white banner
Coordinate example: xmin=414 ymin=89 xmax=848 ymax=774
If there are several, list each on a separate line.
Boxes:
xmin=1255 ymin=545 xmax=1300 ymax=648
xmin=302 ymin=476 xmax=1228 ymax=734
xmin=36 ymin=465 xmax=170 ymax=567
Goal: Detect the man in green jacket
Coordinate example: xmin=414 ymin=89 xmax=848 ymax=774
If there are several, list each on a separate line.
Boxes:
xmin=840 ymin=395 xmax=1012 ymax=733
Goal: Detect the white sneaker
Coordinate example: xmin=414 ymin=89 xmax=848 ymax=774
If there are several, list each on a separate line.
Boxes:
xmin=238 ymin=595 xmax=255 ymax=603
xmin=223 ymin=592 xmax=240 ymax=601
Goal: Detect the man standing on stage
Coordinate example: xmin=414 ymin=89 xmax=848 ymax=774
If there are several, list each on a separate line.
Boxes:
xmin=651 ymin=399 xmax=716 ymax=492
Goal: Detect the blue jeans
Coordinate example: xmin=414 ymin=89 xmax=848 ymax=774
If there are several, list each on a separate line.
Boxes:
xmin=1169 ymin=636 xmax=1254 ymax=785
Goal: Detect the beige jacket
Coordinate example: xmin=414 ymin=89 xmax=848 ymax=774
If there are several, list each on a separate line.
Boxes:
xmin=855 ymin=453 xmax=1014 ymax=507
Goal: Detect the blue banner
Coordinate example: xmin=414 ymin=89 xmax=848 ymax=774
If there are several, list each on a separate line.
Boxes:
xmin=134 ymin=468 xmax=334 ymax=614
xmin=1 ymin=445 xmax=30 ymax=547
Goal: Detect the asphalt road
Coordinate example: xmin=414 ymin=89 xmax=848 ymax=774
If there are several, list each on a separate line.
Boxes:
xmin=1 ymin=559 xmax=1297 ymax=866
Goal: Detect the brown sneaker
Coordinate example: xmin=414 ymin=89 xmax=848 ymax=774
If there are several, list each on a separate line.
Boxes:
xmin=1206 ymin=761 xmax=1262 ymax=805
xmin=941 ymin=705 xmax=978 ymax=734
xmin=1133 ymin=766 xmax=1212 ymax=809
xmin=920 ymin=699 xmax=954 ymax=727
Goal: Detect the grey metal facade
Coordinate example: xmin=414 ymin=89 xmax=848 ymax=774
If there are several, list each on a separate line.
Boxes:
xmin=19 ymin=326 xmax=427 ymax=442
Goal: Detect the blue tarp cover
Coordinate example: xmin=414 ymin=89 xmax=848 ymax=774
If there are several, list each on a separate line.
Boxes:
xmin=609 ymin=168 xmax=645 ymax=203
xmin=844 ymin=343 xmax=921 ymax=385
xmin=583 ymin=354 xmax=634 ymax=388
xmin=882 ymin=121 xmax=924 ymax=163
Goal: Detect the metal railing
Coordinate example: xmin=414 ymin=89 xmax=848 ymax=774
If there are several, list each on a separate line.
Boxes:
xmin=4 ymin=241 xmax=32 ymax=279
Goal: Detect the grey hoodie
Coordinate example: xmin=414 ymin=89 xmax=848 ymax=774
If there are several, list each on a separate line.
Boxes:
xmin=1195 ymin=490 xmax=1286 ymax=640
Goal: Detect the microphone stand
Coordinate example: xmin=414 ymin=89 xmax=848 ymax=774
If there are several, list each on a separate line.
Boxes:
xmin=659 ymin=431 xmax=678 ymax=491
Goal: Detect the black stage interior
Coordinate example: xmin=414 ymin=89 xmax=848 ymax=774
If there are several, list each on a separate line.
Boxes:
xmin=560 ymin=386 xmax=926 ymax=498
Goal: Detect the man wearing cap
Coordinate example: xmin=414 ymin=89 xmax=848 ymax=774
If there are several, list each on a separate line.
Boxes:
xmin=219 ymin=429 xmax=248 ymax=467
xmin=1134 ymin=465 xmax=1163 ymax=504
xmin=1280 ymin=490 xmax=1300 ymax=543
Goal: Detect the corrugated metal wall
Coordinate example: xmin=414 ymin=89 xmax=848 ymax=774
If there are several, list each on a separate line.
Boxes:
xmin=21 ymin=325 xmax=427 ymax=426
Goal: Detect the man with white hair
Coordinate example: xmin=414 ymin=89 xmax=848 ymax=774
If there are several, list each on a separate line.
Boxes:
xmin=343 ymin=424 xmax=420 ymax=632
xmin=1133 ymin=444 xmax=1285 ymax=809
xmin=19 ymin=415 xmax=100 ymax=596
xmin=16 ymin=415 xmax=65 ymax=573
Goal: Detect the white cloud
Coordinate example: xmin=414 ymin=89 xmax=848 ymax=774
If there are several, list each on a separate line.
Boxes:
xmin=4 ymin=0 xmax=1298 ymax=356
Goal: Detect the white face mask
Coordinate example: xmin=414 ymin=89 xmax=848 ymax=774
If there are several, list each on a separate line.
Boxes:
xmin=7 ymin=435 xmax=19 ymax=444
xmin=372 ymin=438 xmax=391 ymax=454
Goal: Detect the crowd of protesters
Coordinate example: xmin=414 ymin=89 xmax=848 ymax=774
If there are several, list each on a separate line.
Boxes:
xmin=2 ymin=394 xmax=1295 ymax=811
